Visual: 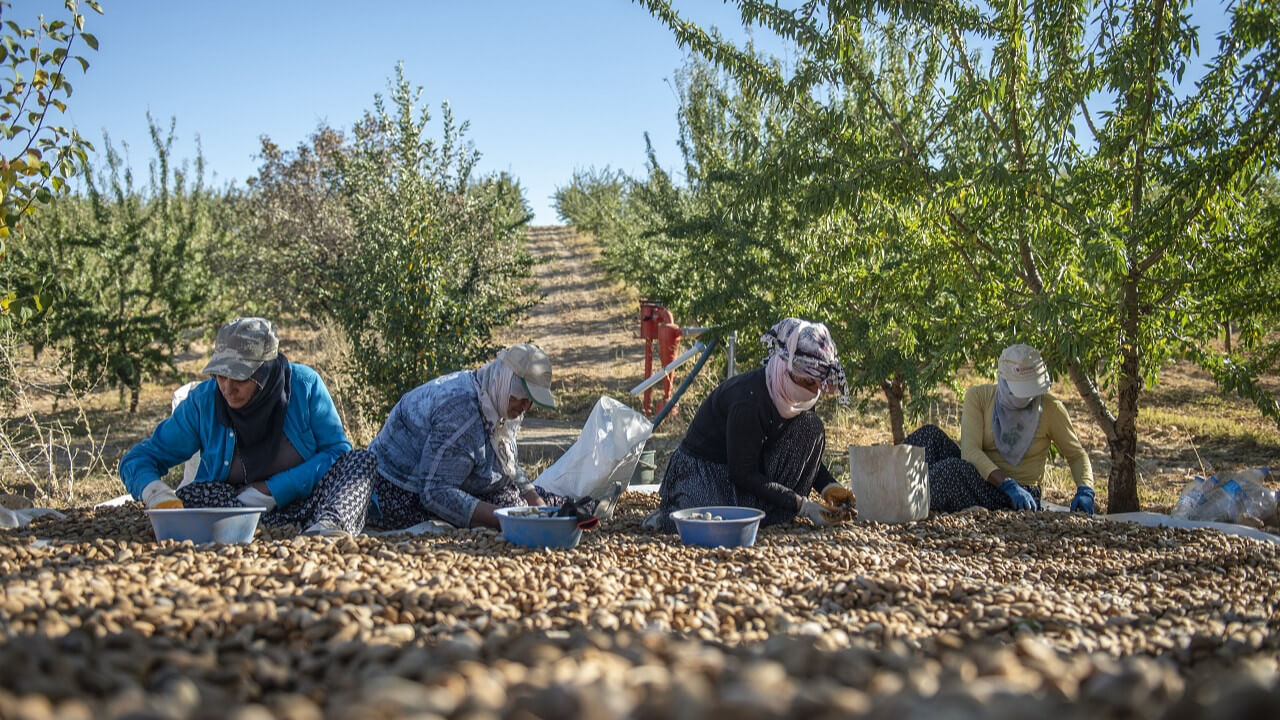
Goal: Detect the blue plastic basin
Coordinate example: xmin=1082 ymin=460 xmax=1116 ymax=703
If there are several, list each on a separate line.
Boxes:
xmin=495 ymin=506 xmax=583 ymax=549
xmin=670 ymin=505 xmax=765 ymax=548
xmin=146 ymin=507 xmax=264 ymax=544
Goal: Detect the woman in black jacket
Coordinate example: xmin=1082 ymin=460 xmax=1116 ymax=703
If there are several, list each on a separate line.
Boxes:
xmin=645 ymin=318 xmax=855 ymax=531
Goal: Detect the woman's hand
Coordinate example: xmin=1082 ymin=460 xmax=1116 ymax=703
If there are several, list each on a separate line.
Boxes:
xmin=141 ymin=480 xmax=183 ymax=509
xmin=523 ymin=489 xmax=546 ymax=507
xmin=797 ymin=498 xmax=833 ymax=527
xmin=236 ymin=484 xmax=277 ymax=511
xmin=821 ymin=484 xmax=855 ymax=507
xmin=1070 ymin=486 xmax=1096 ymax=514
xmin=999 ymin=478 xmax=1038 ymax=511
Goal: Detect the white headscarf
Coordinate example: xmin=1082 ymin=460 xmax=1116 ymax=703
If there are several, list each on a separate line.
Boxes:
xmin=473 ymin=358 xmax=523 ymax=482
xmin=765 ymin=354 xmax=819 ymax=418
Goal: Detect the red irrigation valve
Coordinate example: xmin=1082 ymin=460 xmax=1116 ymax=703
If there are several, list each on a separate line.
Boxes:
xmin=640 ymin=301 xmax=683 ymax=417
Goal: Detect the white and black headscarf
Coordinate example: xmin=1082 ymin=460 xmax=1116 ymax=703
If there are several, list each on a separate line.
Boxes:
xmin=760 ymin=318 xmax=849 ymax=418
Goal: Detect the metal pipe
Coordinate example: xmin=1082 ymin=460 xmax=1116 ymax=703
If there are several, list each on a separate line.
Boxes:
xmin=652 ymin=337 xmax=720 ymax=430
xmin=630 ymin=341 xmax=706 ymax=396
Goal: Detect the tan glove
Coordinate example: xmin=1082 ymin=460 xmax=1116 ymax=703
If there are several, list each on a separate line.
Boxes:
xmin=141 ymin=480 xmax=183 ymax=509
xmin=822 ymin=484 xmax=855 ymax=507
xmin=819 ymin=484 xmax=857 ymax=523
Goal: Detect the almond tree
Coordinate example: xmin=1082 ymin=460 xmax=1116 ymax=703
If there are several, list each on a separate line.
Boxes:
xmin=639 ymin=0 xmax=1280 ymax=511
xmin=0 ymin=0 xmax=101 ymax=323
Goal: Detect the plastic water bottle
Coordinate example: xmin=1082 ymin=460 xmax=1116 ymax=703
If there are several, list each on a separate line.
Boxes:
xmin=1170 ymin=475 xmax=1208 ymax=519
xmin=1227 ymin=467 xmax=1275 ymax=523
xmin=1190 ymin=478 xmax=1247 ymax=523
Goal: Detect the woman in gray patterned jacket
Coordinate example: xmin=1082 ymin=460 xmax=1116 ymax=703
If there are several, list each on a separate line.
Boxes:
xmin=367 ymin=343 xmax=558 ymax=530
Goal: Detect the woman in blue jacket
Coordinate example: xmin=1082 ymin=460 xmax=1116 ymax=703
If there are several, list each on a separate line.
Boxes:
xmin=120 ymin=317 xmax=377 ymax=537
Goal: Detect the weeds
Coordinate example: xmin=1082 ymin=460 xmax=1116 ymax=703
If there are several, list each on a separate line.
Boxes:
xmin=0 ymin=331 xmax=114 ymax=506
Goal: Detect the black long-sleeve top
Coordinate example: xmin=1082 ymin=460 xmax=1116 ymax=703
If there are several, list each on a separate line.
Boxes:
xmin=679 ymin=368 xmax=838 ymax=512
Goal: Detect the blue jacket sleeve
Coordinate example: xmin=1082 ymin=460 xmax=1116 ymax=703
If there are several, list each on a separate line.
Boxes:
xmin=264 ymin=372 xmax=352 ymax=509
xmin=119 ymin=395 xmax=203 ymax=499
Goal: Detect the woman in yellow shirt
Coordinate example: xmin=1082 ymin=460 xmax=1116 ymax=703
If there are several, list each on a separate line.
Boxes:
xmin=904 ymin=344 xmax=1096 ymax=514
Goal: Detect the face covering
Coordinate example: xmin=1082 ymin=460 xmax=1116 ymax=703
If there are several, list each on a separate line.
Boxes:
xmin=765 ymin=354 xmax=820 ymax=419
xmin=992 ymin=377 xmax=1043 ymax=466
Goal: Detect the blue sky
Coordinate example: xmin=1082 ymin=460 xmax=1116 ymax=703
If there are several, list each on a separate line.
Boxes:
xmin=15 ymin=1 xmax=1231 ymax=225
xmin=32 ymin=0 xmax=784 ymax=225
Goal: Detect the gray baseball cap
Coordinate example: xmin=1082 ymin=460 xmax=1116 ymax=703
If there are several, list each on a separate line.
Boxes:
xmin=499 ymin=342 xmax=556 ymax=409
xmin=202 ymin=317 xmax=279 ymax=381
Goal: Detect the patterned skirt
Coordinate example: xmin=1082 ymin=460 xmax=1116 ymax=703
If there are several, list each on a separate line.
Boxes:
xmin=655 ymin=411 xmax=827 ymax=532
xmin=175 ymin=449 xmax=379 ymax=535
xmin=904 ymin=424 xmax=1041 ymax=512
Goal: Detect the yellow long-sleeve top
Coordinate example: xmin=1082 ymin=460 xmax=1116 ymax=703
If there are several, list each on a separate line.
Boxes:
xmin=960 ymin=384 xmax=1094 ymax=489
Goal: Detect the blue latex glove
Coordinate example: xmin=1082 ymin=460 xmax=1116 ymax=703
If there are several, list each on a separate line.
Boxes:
xmin=999 ymin=478 xmax=1037 ymax=511
xmin=1069 ymin=486 xmax=1096 ymax=514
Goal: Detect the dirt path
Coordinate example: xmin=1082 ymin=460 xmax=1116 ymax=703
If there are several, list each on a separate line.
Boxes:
xmin=502 ymin=226 xmax=644 ymax=416
xmin=500 ymin=226 xmax=657 ymax=462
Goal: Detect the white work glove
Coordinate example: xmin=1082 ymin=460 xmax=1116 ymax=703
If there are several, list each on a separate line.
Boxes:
xmin=141 ymin=480 xmax=183 ymax=509
xmin=236 ymin=486 xmax=277 ymax=511
xmin=797 ymin=498 xmax=832 ymax=527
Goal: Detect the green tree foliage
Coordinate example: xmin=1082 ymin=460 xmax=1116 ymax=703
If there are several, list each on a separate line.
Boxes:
xmin=559 ymin=51 xmax=974 ymax=442
xmin=332 ymin=65 xmax=535 ymax=423
xmin=553 ymin=166 xmax=629 ymax=237
xmin=637 ymin=0 xmax=1280 ymax=511
xmin=16 ymin=117 xmax=220 ymax=412
xmin=226 ymin=126 xmax=355 ymax=320
xmin=0 ymin=0 xmax=101 ymax=321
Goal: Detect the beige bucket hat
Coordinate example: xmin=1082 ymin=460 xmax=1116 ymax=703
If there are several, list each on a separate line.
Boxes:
xmin=998 ymin=343 xmax=1052 ymax=398
xmin=499 ymin=343 xmax=556 ymax=409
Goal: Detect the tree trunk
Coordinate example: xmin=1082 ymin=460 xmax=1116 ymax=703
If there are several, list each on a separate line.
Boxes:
xmin=881 ymin=373 xmax=906 ymax=444
xmin=129 ymin=384 xmax=140 ymax=414
xmin=1108 ymin=277 xmax=1144 ymax=513
xmin=1224 ymin=321 xmax=1232 ymax=353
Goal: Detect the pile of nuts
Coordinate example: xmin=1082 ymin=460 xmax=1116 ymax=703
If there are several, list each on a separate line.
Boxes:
xmin=685 ymin=511 xmax=725 ymax=521
xmin=0 ymin=493 xmax=1277 ymax=719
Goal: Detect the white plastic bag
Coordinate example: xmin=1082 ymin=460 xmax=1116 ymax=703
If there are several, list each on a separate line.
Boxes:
xmin=534 ymin=396 xmax=652 ymax=518
xmin=848 ymin=445 xmax=930 ymax=523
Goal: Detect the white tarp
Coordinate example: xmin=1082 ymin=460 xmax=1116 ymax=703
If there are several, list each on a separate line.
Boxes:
xmin=1043 ymin=501 xmax=1280 ymax=545
xmin=0 ymin=506 xmax=65 ymax=529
